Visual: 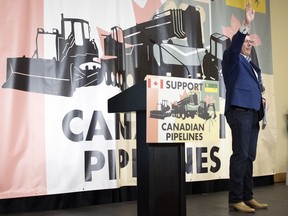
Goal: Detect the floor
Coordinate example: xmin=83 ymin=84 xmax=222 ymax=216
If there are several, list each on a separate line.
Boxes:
xmin=5 ymin=183 xmax=288 ymax=216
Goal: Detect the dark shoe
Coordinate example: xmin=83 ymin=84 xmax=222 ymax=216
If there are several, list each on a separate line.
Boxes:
xmin=229 ymin=202 xmax=255 ymax=213
xmin=244 ymin=199 xmax=268 ymax=209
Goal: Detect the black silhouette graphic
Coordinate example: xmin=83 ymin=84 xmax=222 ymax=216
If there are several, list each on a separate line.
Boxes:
xmin=3 ymin=14 xmax=101 ymax=96
xmin=1 ymin=5 xmax=261 ymax=141
xmin=203 ymin=33 xmax=231 ymax=81
xmin=2 ymin=6 xmax=208 ymax=96
xmin=150 ymin=93 xmax=216 ymax=121
xmin=102 ymin=5 xmax=203 ymax=91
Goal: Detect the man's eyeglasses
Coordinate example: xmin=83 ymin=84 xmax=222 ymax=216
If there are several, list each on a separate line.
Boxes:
xmin=244 ymin=39 xmax=254 ymax=45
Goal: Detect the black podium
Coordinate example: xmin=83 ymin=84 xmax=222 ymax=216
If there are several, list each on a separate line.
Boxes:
xmin=108 ymin=81 xmax=186 ymax=216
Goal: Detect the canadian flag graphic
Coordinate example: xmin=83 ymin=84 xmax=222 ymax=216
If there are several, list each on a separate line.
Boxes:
xmin=147 ymin=78 xmax=164 ymax=89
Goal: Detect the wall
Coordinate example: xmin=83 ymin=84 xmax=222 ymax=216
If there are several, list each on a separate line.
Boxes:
xmin=270 ymin=0 xmax=288 ymax=174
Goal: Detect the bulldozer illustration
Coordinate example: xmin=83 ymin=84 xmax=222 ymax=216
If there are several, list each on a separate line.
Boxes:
xmin=150 ymin=99 xmax=171 ymax=120
xmin=150 ymin=93 xmax=216 ymax=121
xmin=2 ymin=14 xmax=102 ymax=97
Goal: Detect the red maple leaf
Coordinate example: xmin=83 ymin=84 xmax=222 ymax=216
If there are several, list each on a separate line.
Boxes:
xmin=179 ymin=90 xmax=189 ymax=100
xmin=204 ymin=95 xmax=215 ymax=104
xmin=222 ymin=15 xmax=262 ymax=46
xmin=222 ymin=15 xmax=241 ymax=39
xmin=132 ymin=0 xmax=162 ymax=24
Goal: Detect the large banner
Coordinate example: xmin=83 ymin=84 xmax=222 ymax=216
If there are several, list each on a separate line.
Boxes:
xmin=0 ymin=0 xmax=276 ymax=199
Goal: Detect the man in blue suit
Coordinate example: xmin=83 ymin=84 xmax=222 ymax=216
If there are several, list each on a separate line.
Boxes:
xmin=222 ymin=2 xmax=267 ymax=213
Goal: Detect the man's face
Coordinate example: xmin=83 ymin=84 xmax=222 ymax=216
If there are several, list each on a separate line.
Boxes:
xmin=241 ymin=35 xmax=254 ymax=56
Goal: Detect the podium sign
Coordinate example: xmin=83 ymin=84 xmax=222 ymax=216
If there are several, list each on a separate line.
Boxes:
xmin=146 ymin=75 xmax=220 ymax=143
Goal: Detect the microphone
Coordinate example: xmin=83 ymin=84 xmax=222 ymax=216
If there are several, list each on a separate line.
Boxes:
xmin=150 ymin=39 xmax=192 ymax=78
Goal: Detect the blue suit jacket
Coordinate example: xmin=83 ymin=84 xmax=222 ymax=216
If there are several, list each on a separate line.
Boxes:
xmin=221 ymin=30 xmax=262 ymax=113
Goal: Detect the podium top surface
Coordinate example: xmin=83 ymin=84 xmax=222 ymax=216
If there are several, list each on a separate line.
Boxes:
xmin=108 ymin=81 xmax=146 ymax=113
